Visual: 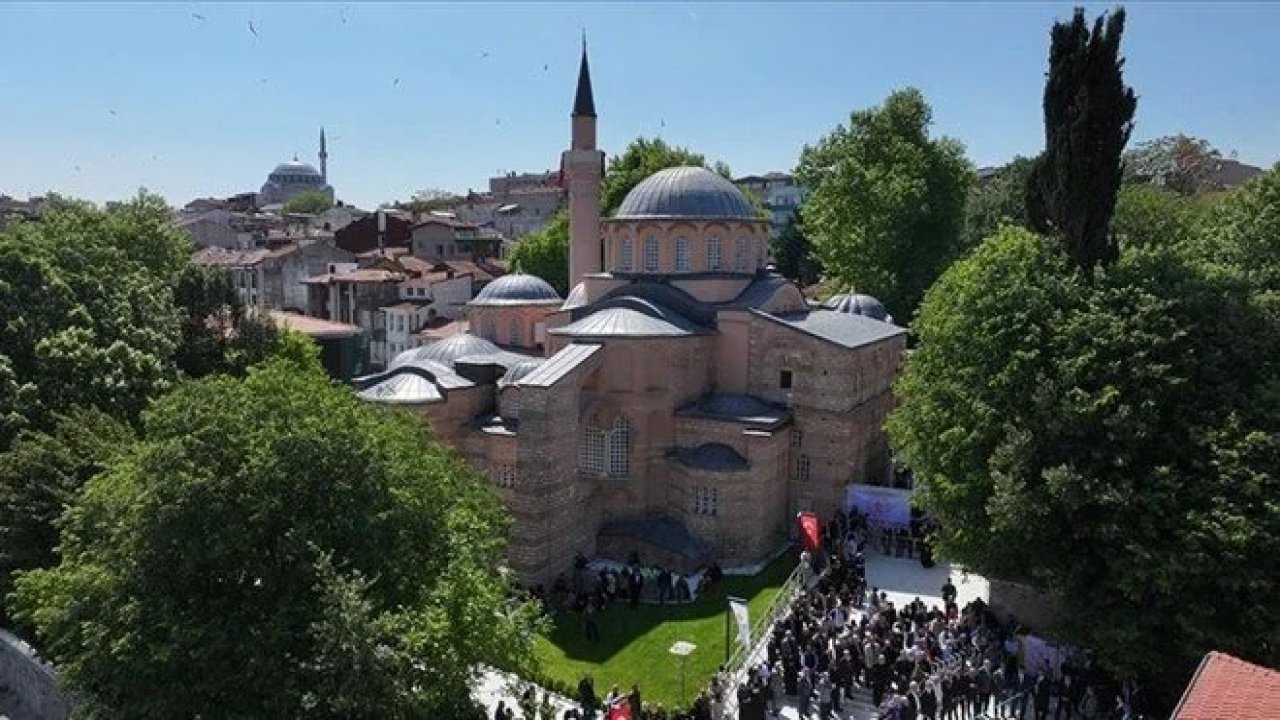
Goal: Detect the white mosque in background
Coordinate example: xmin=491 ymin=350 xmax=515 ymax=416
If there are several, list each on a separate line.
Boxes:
xmin=257 ymin=128 xmax=335 ymax=208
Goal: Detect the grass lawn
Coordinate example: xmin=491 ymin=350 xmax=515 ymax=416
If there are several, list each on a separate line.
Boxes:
xmin=534 ymin=551 xmax=796 ymax=709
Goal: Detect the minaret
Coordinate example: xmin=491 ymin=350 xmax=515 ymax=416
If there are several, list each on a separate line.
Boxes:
xmin=318 ymin=127 xmax=328 ymax=184
xmin=562 ymin=37 xmax=604 ymax=289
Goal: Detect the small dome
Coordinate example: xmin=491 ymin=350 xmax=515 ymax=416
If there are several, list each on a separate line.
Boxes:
xmin=561 ymin=282 xmax=589 ymax=311
xmin=498 ymin=359 xmax=544 ymax=387
xmin=614 ymin=166 xmax=757 ymax=220
xmin=822 ymin=292 xmax=891 ymax=322
xmin=389 ymin=335 xmax=502 ymax=368
xmin=469 ymin=273 xmax=562 ymax=306
xmin=270 ymin=161 xmax=321 ymax=178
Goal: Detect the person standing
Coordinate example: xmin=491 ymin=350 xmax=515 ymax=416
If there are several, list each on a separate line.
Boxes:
xmin=578 ymin=675 xmax=598 ymax=720
xmin=816 ymin=671 xmax=833 ymax=719
xmin=584 ymin=601 xmax=601 ymax=643
xmin=798 ymin=668 xmax=813 ymax=719
xmin=1032 ymin=675 xmax=1052 ymax=720
xmin=494 ymin=700 xmax=508 ymax=720
xmin=628 ymin=684 xmax=641 ymax=719
xmin=974 ymin=660 xmax=993 ymax=718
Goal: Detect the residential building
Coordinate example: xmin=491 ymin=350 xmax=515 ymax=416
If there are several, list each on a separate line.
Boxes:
xmin=192 ymin=239 xmax=355 ymax=311
xmin=736 ymin=172 xmax=804 ymax=237
xmin=410 ymin=216 xmax=503 ymax=262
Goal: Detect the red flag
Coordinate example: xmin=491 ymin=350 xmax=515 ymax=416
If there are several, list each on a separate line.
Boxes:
xmin=797 ymin=512 xmax=821 ymax=552
xmin=607 ymin=699 xmax=633 ymax=720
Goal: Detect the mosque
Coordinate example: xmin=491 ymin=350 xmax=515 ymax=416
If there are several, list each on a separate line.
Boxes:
xmin=355 ymin=45 xmax=906 ymax=584
xmin=257 ymin=128 xmax=335 ymax=207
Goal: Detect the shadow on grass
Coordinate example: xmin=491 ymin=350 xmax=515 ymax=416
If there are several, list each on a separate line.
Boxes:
xmin=543 ymin=549 xmax=797 ymax=665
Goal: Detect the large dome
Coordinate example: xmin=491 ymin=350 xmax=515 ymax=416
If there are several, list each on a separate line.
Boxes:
xmin=270 ymin=161 xmax=321 ymax=178
xmin=614 ymin=166 xmax=757 ymax=220
xmin=389 ymin=335 xmax=502 ymax=368
xmin=469 ymin=273 xmax=562 ymax=306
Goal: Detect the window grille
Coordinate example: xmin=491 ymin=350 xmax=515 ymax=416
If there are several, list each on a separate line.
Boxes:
xmin=494 ymin=465 xmax=517 ymax=488
xmin=735 ymin=237 xmax=750 ymax=271
xmin=580 ymin=427 xmax=607 ymax=475
xmin=694 ymin=486 xmax=719 ymax=516
xmin=796 ymin=454 xmax=811 ymax=482
xmin=608 ymin=417 xmax=631 ymax=477
xmin=791 ymin=427 xmax=802 ymax=448
xmin=707 ymin=236 xmax=722 ymax=270
xmin=510 ymin=317 xmax=522 ymax=346
xmin=675 ymin=236 xmax=691 ymax=272
xmin=644 ymin=236 xmax=659 ymax=272
xmin=619 ymin=236 xmax=634 ymax=271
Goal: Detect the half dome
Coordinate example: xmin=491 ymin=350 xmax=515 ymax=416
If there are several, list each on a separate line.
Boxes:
xmin=614 ymin=166 xmax=757 ymax=220
xmin=389 ymin=335 xmax=502 ymax=368
xmin=469 ymin=273 xmax=562 ymax=306
xmin=822 ymin=293 xmax=891 ymax=323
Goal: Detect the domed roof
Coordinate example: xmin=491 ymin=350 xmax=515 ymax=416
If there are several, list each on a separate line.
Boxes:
xmin=388 ymin=335 xmax=502 ymax=368
xmin=469 ymin=273 xmax=562 ymax=306
xmin=270 ymin=160 xmax=321 ymax=178
xmin=614 ymin=166 xmax=758 ymax=220
xmin=822 ymin=292 xmax=891 ymax=323
xmin=498 ymin=359 xmax=545 ymax=387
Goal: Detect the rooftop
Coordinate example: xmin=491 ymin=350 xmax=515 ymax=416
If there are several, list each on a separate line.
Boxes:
xmin=1174 ymin=652 xmax=1280 ymax=720
xmin=613 ymin=166 xmax=760 ymax=221
xmin=753 ymin=308 xmax=905 ymax=349
xmin=677 ymin=393 xmax=790 ymax=430
xmin=267 ymin=311 xmax=361 ymax=339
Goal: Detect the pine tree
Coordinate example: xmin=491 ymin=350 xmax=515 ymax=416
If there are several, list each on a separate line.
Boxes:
xmin=1026 ymin=7 xmax=1137 ymax=270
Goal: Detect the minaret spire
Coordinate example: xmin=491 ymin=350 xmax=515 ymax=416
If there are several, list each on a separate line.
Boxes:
xmin=318 ymin=126 xmax=328 ymax=184
xmin=573 ymin=35 xmax=596 ymax=118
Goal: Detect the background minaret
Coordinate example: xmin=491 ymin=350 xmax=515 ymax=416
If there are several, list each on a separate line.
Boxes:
xmin=562 ymin=37 xmax=605 ymax=289
xmin=318 ymin=127 xmax=328 ymax=183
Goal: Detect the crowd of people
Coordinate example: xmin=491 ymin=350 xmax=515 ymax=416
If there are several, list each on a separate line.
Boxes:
xmin=714 ymin=508 xmax=1150 ymax=719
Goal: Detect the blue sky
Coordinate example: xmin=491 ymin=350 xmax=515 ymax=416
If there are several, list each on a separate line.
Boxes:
xmin=1 ymin=2 xmax=1277 ymax=209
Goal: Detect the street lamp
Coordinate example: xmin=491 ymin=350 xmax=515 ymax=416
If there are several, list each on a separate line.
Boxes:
xmin=669 ymin=640 xmax=697 ymax=706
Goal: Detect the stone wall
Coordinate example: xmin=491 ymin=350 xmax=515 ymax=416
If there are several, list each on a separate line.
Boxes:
xmin=0 ymin=630 xmax=69 ymax=720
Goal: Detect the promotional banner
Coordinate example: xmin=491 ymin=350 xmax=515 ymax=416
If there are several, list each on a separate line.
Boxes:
xmin=846 ymin=484 xmax=913 ymax=527
xmin=797 ymin=512 xmax=821 ymax=551
xmin=729 ymin=598 xmax=751 ymax=649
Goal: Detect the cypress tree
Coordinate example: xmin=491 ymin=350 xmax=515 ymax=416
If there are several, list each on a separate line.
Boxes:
xmin=1026 ymin=6 xmax=1137 ymax=270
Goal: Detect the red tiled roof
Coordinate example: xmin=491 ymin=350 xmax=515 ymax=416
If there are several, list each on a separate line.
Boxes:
xmin=446 ymin=259 xmax=503 ymax=282
xmin=396 ymin=255 xmax=435 ymax=275
xmin=268 ymin=311 xmax=361 ymax=339
xmin=1174 ymin=652 xmax=1280 ymax=720
xmin=414 ymin=318 xmax=469 ymax=340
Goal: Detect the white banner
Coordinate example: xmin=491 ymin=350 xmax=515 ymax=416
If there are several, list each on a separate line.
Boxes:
xmin=729 ymin=599 xmax=751 ymax=649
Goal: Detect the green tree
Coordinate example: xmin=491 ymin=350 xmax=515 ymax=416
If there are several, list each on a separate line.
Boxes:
xmin=771 ymin=211 xmax=821 ymax=285
xmin=12 ymin=356 xmax=542 ymax=718
xmin=1124 ymin=134 xmax=1224 ymax=195
xmin=283 ymin=189 xmax=334 ymax=215
xmin=796 ymin=88 xmax=973 ymax=323
xmin=512 ymin=137 xmax=735 ymax=294
xmin=963 ymin=156 xmax=1037 ymax=247
xmin=1111 ymin=183 xmax=1207 ymax=252
xmin=172 ymin=264 xmax=289 ymax=378
xmin=888 ymin=226 xmax=1280 ymax=700
xmin=0 ymin=409 xmax=133 ymax=626
xmin=508 ymin=212 xmax=570 ymax=295
xmin=1026 ymin=7 xmax=1138 ymax=270
xmin=1190 ymin=164 xmax=1280 ymax=307
xmin=0 ymin=193 xmax=186 ymax=450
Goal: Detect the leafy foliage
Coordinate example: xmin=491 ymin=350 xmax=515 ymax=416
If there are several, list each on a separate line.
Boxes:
xmin=172 ymin=264 xmax=289 ymax=378
xmin=963 ymin=156 xmax=1037 ymax=247
xmin=283 ymin=188 xmax=335 ymax=215
xmin=12 ymin=357 xmax=542 ymax=718
xmin=508 ymin=212 xmax=570 ymax=295
xmin=0 ymin=409 xmax=132 ymax=627
xmin=796 ymin=88 xmax=973 ymax=323
xmin=888 ymin=225 xmax=1280 ymax=695
xmin=1026 ymin=7 xmax=1137 ymax=270
xmin=1124 ymin=134 xmax=1224 ymax=195
xmin=0 ymin=193 xmax=187 ymax=449
xmin=770 ymin=211 xmax=821 ymax=285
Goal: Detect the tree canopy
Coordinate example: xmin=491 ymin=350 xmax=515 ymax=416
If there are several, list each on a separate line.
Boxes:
xmin=172 ymin=264 xmax=290 ymax=378
xmin=770 ymin=211 xmax=821 ymax=286
xmin=507 ymin=212 xmax=570 ymax=295
xmin=12 ymin=354 xmax=542 ymax=718
xmin=1026 ymin=7 xmax=1137 ymax=270
xmin=283 ymin=189 xmax=334 ymax=215
xmin=963 ymin=156 xmax=1037 ymax=248
xmin=1124 ymin=134 xmax=1225 ymax=195
xmin=796 ymin=88 xmax=973 ymax=323
xmin=0 ymin=193 xmax=188 ymax=449
xmin=889 ymin=212 xmax=1280 ymax=697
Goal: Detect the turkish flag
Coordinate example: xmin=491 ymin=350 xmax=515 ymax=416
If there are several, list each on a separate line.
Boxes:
xmin=797 ymin=512 xmax=821 ymax=552
xmin=607 ymin=700 xmax=633 ymax=720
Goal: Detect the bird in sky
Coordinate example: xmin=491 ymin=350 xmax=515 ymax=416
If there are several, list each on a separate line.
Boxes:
xmin=393 ymin=77 xmax=400 ymax=86
xmin=108 ymin=109 xmax=118 ymax=117
xmin=191 ymin=13 xmax=205 ymax=21
xmin=480 ymin=51 xmax=491 ymax=59
xmin=543 ymin=64 xmax=549 ymax=72
xmin=73 ymin=165 xmax=81 ymax=172
xmin=248 ymin=20 xmax=259 ymax=38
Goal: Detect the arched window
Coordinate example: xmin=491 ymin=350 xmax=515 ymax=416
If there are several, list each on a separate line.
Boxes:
xmin=707 ymin=236 xmax=722 ymax=270
xmin=674 ymin=236 xmax=691 ymax=272
xmin=735 ymin=237 xmax=750 ymax=271
xmin=643 ymin=235 xmax=659 ymax=272
xmin=619 ymin=236 xmax=634 ymax=271
xmin=509 ymin=317 xmax=522 ymax=346
xmin=608 ymin=416 xmax=631 ymax=477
